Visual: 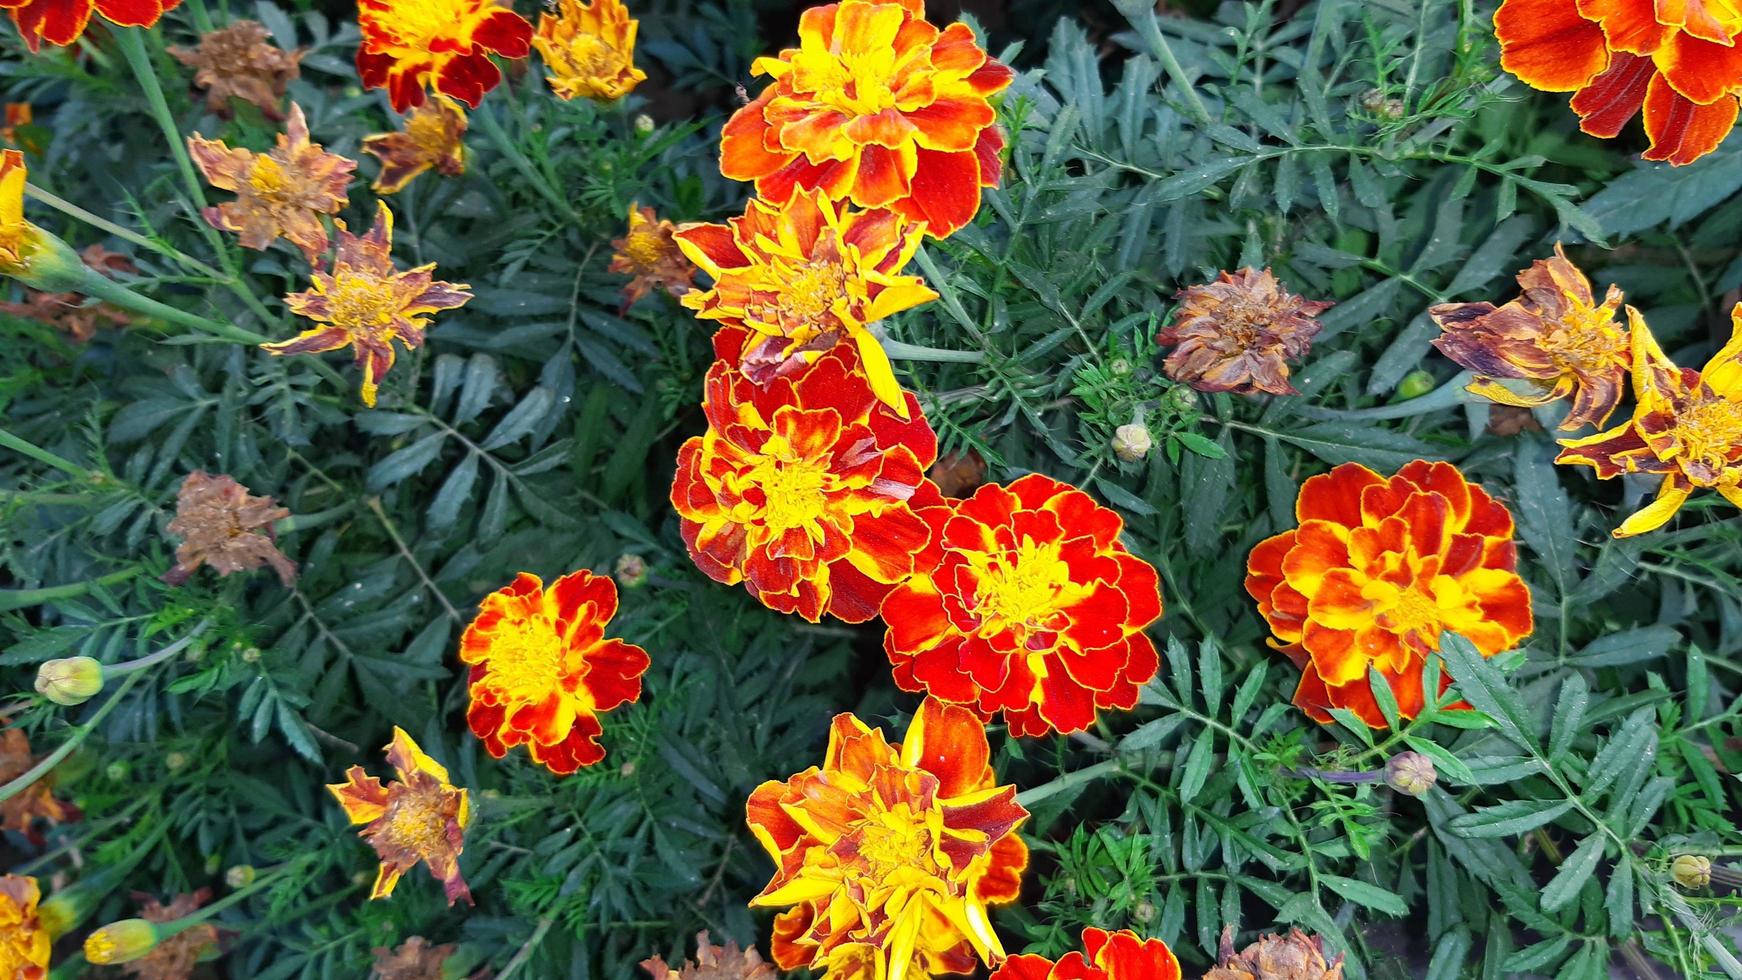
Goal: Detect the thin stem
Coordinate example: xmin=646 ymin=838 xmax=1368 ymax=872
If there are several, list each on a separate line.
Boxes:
xmin=1015 ymin=757 xmax=1123 ymax=806
xmin=365 ymin=497 xmax=461 ymax=622
xmin=72 ymin=266 xmax=269 ymax=345
xmin=473 ymin=106 xmax=582 ymax=225
xmin=0 ymin=426 xmax=91 ymax=478
xmin=0 ymin=568 xmax=144 ymax=613
xmin=882 ymin=339 xmax=987 ymax=364
xmin=497 ymin=917 xmax=556 ymax=980
xmin=25 ymin=184 xmax=226 ymax=281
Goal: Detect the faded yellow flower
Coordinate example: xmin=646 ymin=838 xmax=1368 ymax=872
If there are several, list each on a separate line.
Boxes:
xmin=162 ymin=470 xmax=297 ymax=587
xmin=328 ymin=727 xmax=472 ymax=906
xmin=187 ymin=103 xmax=356 ymax=263
xmin=170 ymin=20 xmax=303 ymax=120
xmin=361 ymin=99 xmax=468 ymax=195
xmin=608 ymin=203 xmax=694 ymax=309
xmin=0 ymin=875 xmax=49 ymax=980
xmin=534 ymin=0 xmax=647 ymax=101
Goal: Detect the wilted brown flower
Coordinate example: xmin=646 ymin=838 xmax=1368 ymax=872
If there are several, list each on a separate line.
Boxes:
xmin=118 ymin=890 xmax=221 ymax=980
xmin=0 ymin=728 xmax=80 ymax=846
xmin=1155 ymin=267 xmax=1333 ymax=396
xmin=371 ymin=936 xmax=454 ymax=980
xmin=361 ymin=99 xmax=468 ymax=195
xmin=1206 ymin=926 xmax=1345 ymax=980
xmin=170 ymin=20 xmax=303 ymax=120
xmin=187 ymin=103 xmax=356 ymax=263
xmin=640 ymin=931 xmax=775 ymax=980
xmin=1430 ymin=244 xmax=1631 ymax=430
xmin=0 ymin=245 xmax=137 ymax=342
xmin=608 ymin=204 xmax=694 ymax=310
xmin=162 ymin=471 xmax=297 ymax=587
xmin=928 ymin=448 xmax=987 ymax=497
xmin=1486 ymin=404 xmax=1543 ymax=437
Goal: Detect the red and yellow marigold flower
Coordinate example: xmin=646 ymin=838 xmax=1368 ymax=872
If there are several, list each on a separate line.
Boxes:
xmin=1494 ymin=0 xmax=1742 ymax=164
xmin=327 ymin=727 xmax=472 ymax=906
xmin=1 ymin=0 xmax=177 ymax=52
xmin=609 ymin=203 xmax=695 ymax=309
xmin=355 ymin=0 xmax=533 ymax=111
xmin=1245 ymin=460 xmax=1533 ymax=727
xmin=187 ymin=103 xmax=356 ymax=264
xmin=362 ymin=98 xmax=468 ymax=194
xmin=261 ymin=202 xmax=472 ymax=407
xmin=1430 ymin=244 xmax=1631 ymax=431
xmin=674 ymin=189 xmax=936 ymax=416
xmin=720 ymin=0 xmax=1015 ymax=240
xmin=671 ymin=328 xmax=940 ymax=623
xmin=882 ymin=474 xmax=1164 ymax=737
xmin=0 ymin=875 xmax=49 ymax=980
xmin=459 ymin=569 xmax=651 ymax=773
xmin=533 ymin=0 xmax=646 ymax=101
xmin=1557 ymin=305 xmax=1742 ymax=535
xmin=992 ymin=928 xmax=1182 ymax=980
xmin=747 ymin=697 xmax=1028 ymax=980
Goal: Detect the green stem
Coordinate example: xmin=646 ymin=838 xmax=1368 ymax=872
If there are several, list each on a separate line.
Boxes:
xmin=275 ymin=503 xmax=353 ymax=535
xmin=24 ymin=184 xmax=227 ymax=282
xmin=497 ymin=917 xmax=556 ymax=980
xmin=74 ymin=266 xmax=268 ymax=344
xmin=0 ymin=568 xmax=143 ymax=613
xmin=1015 ymin=757 xmax=1123 ymax=806
xmin=1114 ymin=0 xmax=1213 ymax=123
xmin=882 ymin=339 xmax=986 ymax=364
xmin=473 ymin=105 xmax=582 ymax=225
xmin=0 ymin=426 xmax=91 ymax=478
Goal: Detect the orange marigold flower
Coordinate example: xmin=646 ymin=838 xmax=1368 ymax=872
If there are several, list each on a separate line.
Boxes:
xmin=609 ymin=203 xmax=695 ymax=309
xmin=362 ymin=98 xmax=468 ymax=194
xmin=0 ymin=728 xmax=81 ymax=846
xmin=747 ymin=698 xmax=1028 ymax=980
xmin=1557 ymin=305 xmax=1742 ymax=536
xmin=170 ymin=20 xmax=303 ymax=120
xmin=674 ymin=189 xmax=936 ymax=416
xmin=1494 ymin=0 xmax=1742 ymax=164
xmin=328 ymin=726 xmax=472 ymax=906
xmin=187 ymin=103 xmax=356 ymax=263
xmin=533 ymin=0 xmax=646 ymax=101
xmin=356 ymin=0 xmax=532 ymax=112
xmin=459 ymin=569 xmax=650 ymax=774
xmin=991 ymin=928 xmax=1182 ymax=980
xmin=720 ymin=0 xmax=1015 ymax=240
xmin=1155 ymin=268 xmax=1333 ymax=397
xmin=1430 ymin=244 xmax=1630 ymax=430
xmin=1245 ymin=460 xmax=1533 ymax=727
xmin=671 ymin=327 xmax=940 ymax=623
xmin=162 ymin=470 xmax=297 ymax=587
xmin=882 ymin=474 xmax=1163 ymax=737
xmin=262 ymin=202 xmax=471 ymax=407
xmin=1 ymin=0 xmax=177 ymax=51
xmin=0 ymin=875 xmax=49 ymax=980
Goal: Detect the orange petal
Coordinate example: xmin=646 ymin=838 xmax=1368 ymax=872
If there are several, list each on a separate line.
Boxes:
xmin=1642 ymin=73 xmax=1740 ymax=164
xmin=1497 ymin=0 xmax=1611 ymax=90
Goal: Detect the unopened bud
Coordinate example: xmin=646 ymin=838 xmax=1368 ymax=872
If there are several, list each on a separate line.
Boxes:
xmin=35 ymin=656 xmax=103 ymax=706
xmin=1672 ymin=854 xmax=1712 ymax=889
xmin=614 ymin=554 xmax=648 ymax=588
xmin=1384 ymin=752 xmax=1437 ymax=797
xmin=1167 ymin=385 xmax=1197 ymax=411
xmin=1133 ymin=900 xmax=1156 ymax=923
xmin=240 ymin=646 xmax=261 ymax=663
xmin=164 ymin=751 xmax=189 ymax=772
xmin=634 ymin=114 xmax=655 ymax=134
xmin=619 ymin=761 xmax=636 ymax=777
xmin=1109 ymin=357 xmax=1133 ymax=377
xmin=85 ymin=918 xmax=160 ymax=964
xmin=1396 ymin=370 xmax=1436 ymax=400
xmin=1112 ymin=424 xmax=1153 ymax=463
xmin=1 ymin=222 xmax=87 ymax=291
xmin=105 ymin=761 xmax=130 ymax=782
xmin=225 ymin=864 xmax=256 ymax=889
xmin=37 ymin=892 xmax=91 ymax=939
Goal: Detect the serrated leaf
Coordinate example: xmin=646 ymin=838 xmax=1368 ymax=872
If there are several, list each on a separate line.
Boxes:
xmin=1321 ymin=874 xmax=1407 ymax=916
xmin=1448 ymin=799 xmax=1573 ymax=838
xmin=1540 ymin=834 xmax=1604 ymax=912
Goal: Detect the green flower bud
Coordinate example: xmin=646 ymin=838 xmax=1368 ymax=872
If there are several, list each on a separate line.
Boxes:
xmin=1167 ymin=385 xmax=1198 ymax=412
xmin=85 ymin=918 xmax=161 ymax=964
xmin=1111 ymin=423 xmax=1153 ymax=463
xmin=225 ymin=864 xmax=256 ymax=889
xmin=634 ymin=114 xmax=655 ymax=134
xmin=1396 ymin=370 xmax=1437 ymax=400
xmin=1672 ymin=854 xmax=1712 ymax=889
xmin=165 ymin=751 xmax=189 ymax=772
xmin=34 ymin=656 xmax=104 ymax=706
xmin=1109 ymin=357 xmax=1133 ymax=377
xmin=614 ymin=553 xmax=648 ymax=588
xmin=1384 ymin=751 xmax=1437 ymax=797
xmin=2 ymin=221 xmax=87 ymax=292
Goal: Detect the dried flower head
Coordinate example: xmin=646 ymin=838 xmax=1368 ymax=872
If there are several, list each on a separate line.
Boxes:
xmin=362 ymin=98 xmax=468 ymax=194
xmin=1156 ymin=268 xmax=1333 ymax=396
xmin=371 ymin=936 xmax=455 ymax=980
xmin=3 ymin=0 xmax=178 ymax=51
xmin=0 ymin=728 xmax=80 ymax=845
xmin=162 ymin=470 xmax=297 ymax=587
xmin=533 ymin=0 xmax=647 ymax=101
xmin=991 ymin=927 xmax=1182 ymax=980
xmin=641 ymin=931 xmax=775 ymax=980
xmin=0 ymin=244 xmax=137 ymax=342
xmin=170 ymin=20 xmax=303 ymax=120
xmin=927 ymin=448 xmax=987 ymax=498
xmin=187 ymin=103 xmax=356 ymax=263
xmin=0 ymin=875 xmax=49 ymax=980
xmin=263 ymin=202 xmax=472 ymax=407
xmin=1205 ymin=927 xmax=1345 ymax=980
xmin=115 ymin=890 xmax=221 ymax=980
xmin=608 ymin=204 xmax=695 ymax=310
xmin=1430 ymin=245 xmax=1630 ymax=430
xmin=1383 ymin=751 xmax=1437 ymax=797
xmin=328 ymin=727 xmax=472 ymax=905
xmin=356 ymin=0 xmax=533 ymax=111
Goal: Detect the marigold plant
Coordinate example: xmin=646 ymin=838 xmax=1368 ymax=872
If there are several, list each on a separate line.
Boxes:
xmin=1155 ymin=267 xmax=1332 ymax=396
xmin=161 ymin=470 xmax=296 ymax=587
xmin=1 ymin=0 xmax=177 ymax=51
xmin=882 ymin=474 xmax=1164 ymax=737
xmin=362 ymin=98 xmax=469 ymax=194
xmin=186 ymin=103 xmax=356 ymax=263
xmin=720 ymin=0 xmax=1015 ymax=239
xmin=746 ymin=698 xmax=1028 ymax=980
xmin=991 ymin=928 xmax=1182 ymax=980
xmin=459 ymin=569 xmax=651 ymax=773
xmin=533 ymin=0 xmax=647 ymax=101
xmin=328 ymin=726 xmax=472 ymax=905
xmin=355 ymin=0 xmax=533 ymax=111
xmin=0 ymin=874 xmax=48 ymax=980
xmin=1245 ymin=460 xmax=1533 ymax=726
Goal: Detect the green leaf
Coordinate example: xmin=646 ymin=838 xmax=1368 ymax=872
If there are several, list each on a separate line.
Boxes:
xmin=1438 ymin=633 xmax=1531 ymax=745
xmin=1119 ymin=714 xmax=1185 ymax=752
xmin=1448 ymin=799 xmax=1574 ymax=838
xmin=1568 ymin=625 xmax=1679 ymax=667
xmin=367 ymin=432 xmax=448 ymax=491
xmin=1367 ymin=665 xmax=1401 ymax=730
xmin=1547 ymin=674 xmax=1588 ymax=763
xmin=1512 ymin=440 xmax=1576 ymax=595
xmin=1321 ymin=874 xmax=1407 ymax=916
xmin=1177 ymin=730 xmax=1215 ymax=804
xmin=1540 ymin=834 xmax=1605 ymax=912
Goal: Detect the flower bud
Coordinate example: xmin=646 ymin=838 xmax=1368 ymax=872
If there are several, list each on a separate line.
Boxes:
xmin=165 ymin=751 xmax=189 ymax=772
xmin=1111 ymin=423 xmax=1153 ymax=463
xmin=634 ymin=114 xmax=655 ymax=134
xmin=1109 ymin=357 xmax=1133 ymax=377
xmin=84 ymin=918 xmax=161 ymax=964
xmin=1672 ymin=854 xmax=1712 ymax=889
xmin=225 ymin=864 xmax=256 ymax=889
xmin=1384 ymin=751 xmax=1437 ymax=797
xmin=1133 ymin=900 xmax=1156 ymax=923
xmin=1167 ymin=385 xmax=1198 ymax=412
xmin=240 ymin=646 xmax=262 ymax=663
xmin=2 ymin=222 xmax=87 ymax=292
xmin=37 ymin=891 xmax=92 ymax=939
xmin=619 ymin=761 xmax=636 ymax=778
xmin=1396 ymin=370 xmax=1436 ymax=400
xmin=105 ymin=761 xmax=130 ymax=782
xmin=614 ymin=553 xmax=648 ymax=588
xmin=34 ymin=656 xmax=103 ymax=706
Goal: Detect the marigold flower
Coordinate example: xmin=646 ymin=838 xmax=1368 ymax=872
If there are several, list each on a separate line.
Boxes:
xmin=170 ymin=20 xmax=303 ymax=120
xmin=1245 ymin=460 xmax=1533 ymax=727
xmin=459 ymin=569 xmax=650 ymax=773
xmin=641 ymin=931 xmax=776 ymax=980
xmin=671 ymin=327 xmax=940 ymax=623
xmin=0 ymin=728 xmax=81 ymax=846
xmin=609 ymin=203 xmax=695 ymax=309
xmin=747 ymin=698 xmax=1028 ymax=980
xmin=162 ymin=470 xmax=297 ymax=587
xmin=355 ymin=0 xmax=533 ymax=111
xmin=1556 ymin=306 xmax=1742 ymax=536
xmin=1430 ymin=244 xmax=1630 ymax=430
xmin=1494 ymin=0 xmax=1742 ymax=164
xmin=1205 ymin=927 xmax=1345 ymax=980
xmin=720 ymin=0 xmax=1015 ymax=239
xmin=361 ymin=98 xmax=468 ymax=194
xmin=262 ymin=202 xmax=472 ymax=407
xmin=533 ymin=0 xmax=646 ymax=101
xmin=110 ymin=891 xmax=221 ymax=980
xmin=1 ymin=0 xmax=177 ymax=51
xmin=0 ymin=148 xmax=84 ymax=292
xmin=187 ymin=103 xmax=356 ymax=263
xmin=991 ymin=928 xmax=1181 ymax=980
xmin=674 ymin=189 xmax=936 ymax=415
xmin=0 ymin=875 xmax=49 ymax=980
xmin=328 ymin=726 xmax=472 ymax=905
xmin=371 ymin=936 xmax=455 ymax=980
xmin=882 ymin=474 xmax=1163 ymax=737
xmin=1155 ymin=268 xmax=1332 ymax=396
xmin=1 ymin=103 xmax=33 ymax=150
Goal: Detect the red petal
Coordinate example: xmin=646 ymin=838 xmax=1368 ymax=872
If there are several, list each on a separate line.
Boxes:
xmin=1642 ymin=72 xmax=1739 ymax=164
xmin=1570 ymin=52 xmax=1654 ymax=136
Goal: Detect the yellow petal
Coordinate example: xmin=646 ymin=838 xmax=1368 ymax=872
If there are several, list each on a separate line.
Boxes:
xmin=1698 ymin=302 xmax=1742 ymax=396
xmin=1613 ymin=479 xmax=1693 ymax=537
xmin=854 ymin=331 xmax=910 ymax=419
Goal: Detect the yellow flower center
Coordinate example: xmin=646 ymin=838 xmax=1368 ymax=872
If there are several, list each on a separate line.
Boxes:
xmin=781 ymin=260 xmax=847 ymax=323
xmin=1384 ymin=585 xmax=1442 ymax=636
xmin=746 ymin=448 xmax=834 ymax=531
xmin=853 ymin=808 xmax=935 ymax=881
xmin=323 ymin=273 xmax=404 ymax=330
xmin=562 ymin=34 xmax=622 ymax=78
xmin=1675 ymin=388 xmax=1742 ymax=482
xmin=382 ymin=789 xmax=449 ymax=856
xmin=972 ymin=539 xmax=1073 ymax=635
xmin=377 ymin=0 xmax=466 ymax=49
xmin=1543 ymin=303 xmax=1624 ymax=374
xmin=799 ymin=47 xmax=900 ymax=117
xmin=406 ymin=109 xmax=453 ymax=155
xmin=623 ymin=228 xmax=666 ymax=269
xmin=479 ymin=615 xmax=579 ymax=705
xmin=247 ymin=155 xmax=290 ymax=200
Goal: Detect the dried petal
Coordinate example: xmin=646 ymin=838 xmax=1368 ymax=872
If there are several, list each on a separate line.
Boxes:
xmin=169 ymin=20 xmax=303 ymax=120
xmin=640 ymin=931 xmax=775 ymax=980
xmin=1206 ymin=926 xmax=1345 ymax=980
xmin=608 ymin=203 xmax=694 ymax=310
xmin=328 ymin=728 xmax=472 ymax=906
xmin=187 ymin=103 xmax=356 ymax=262
xmin=371 ymin=936 xmax=455 ymax=980
xmin=1156 ymin=268 xmax=1332 ymax=396
xmin=362 ymin=99 xmax=467 ymax=194
xmin=0 ymin=728 xmax=81 ymax=845
xmin=162 ymin=471 xmax=297 ymax=587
